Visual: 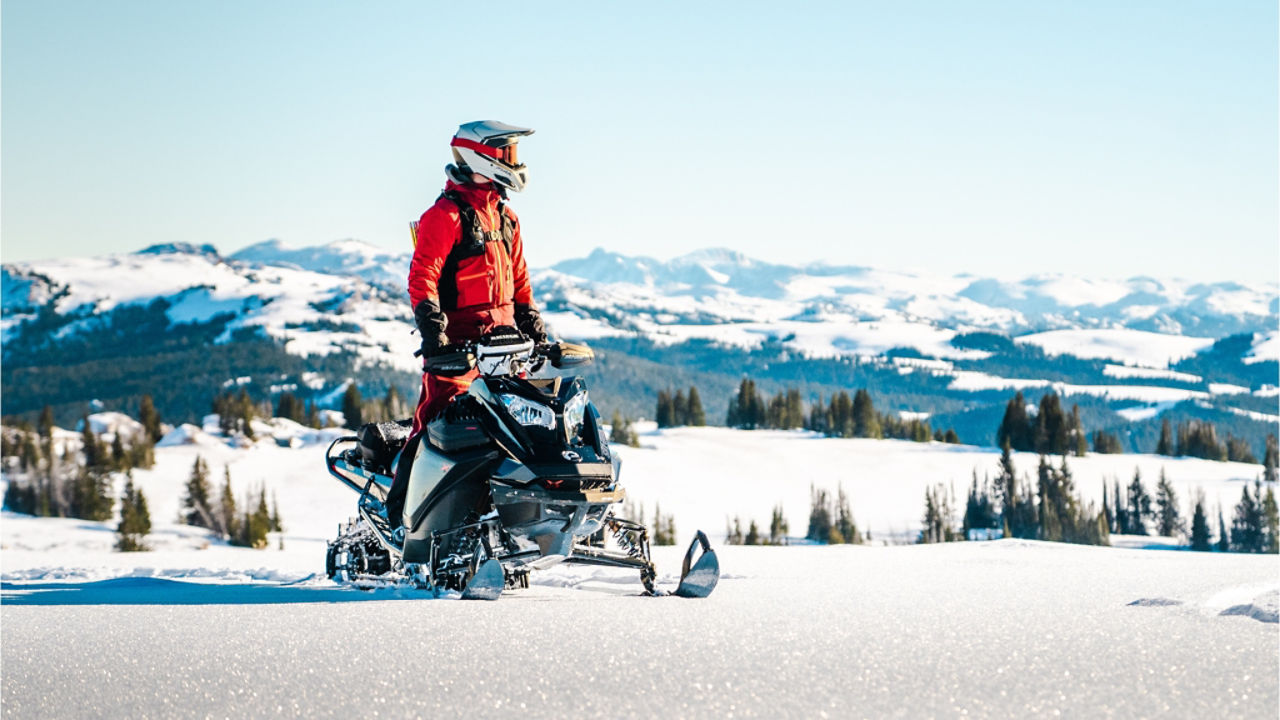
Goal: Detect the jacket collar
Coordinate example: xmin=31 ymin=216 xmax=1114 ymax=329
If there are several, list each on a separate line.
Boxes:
xmin=445 ymin=178 xmax=503 ymax=211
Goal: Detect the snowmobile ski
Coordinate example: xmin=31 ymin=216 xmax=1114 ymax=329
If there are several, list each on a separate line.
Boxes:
xmin=459 ymin=558 xmax=505 ymax=601
xmin=672 ymin=530 xmax=720 ymax=598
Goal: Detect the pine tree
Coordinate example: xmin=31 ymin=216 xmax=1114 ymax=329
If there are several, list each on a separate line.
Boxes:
xmin=745 ymin=519 xmax=761 ymax=545
xmin=276 ymin=392 xmax=304 ymax=422
xmin=270 ymin=491 xmax=283 ymax=533
xmin=1216 ymin=506 xmax=1230 ymax=552
xmin=383 ymin=386 xmax=409 ymax=421
xmin=111 ymin=432 xmax=127 ymax=471
xmin=341 ymin=384 xmax=364 ymax=430
xmin=672 ymin=389 xmax=688 ymax=426
xmin=851 ymin=389 xmax=881 ymax=438
xmin=656 ymin=390 xmax=675 ymax=428
xmin=1230 ymin=482 xmax=1264 ymax=553
xmin=806 ymin=485 xmax=833 ymax=543
xmin=769 ymin=504 xmax=789 ymax=545
xmin=996 ymin=392 xmax=1033 ymax=451
xmin=183 ymin=456 xmax=216 ymax=530
xmin=1189 ymin=492 xmax=1212 ymax=552
xmin=1091 ymin=430 xmax=1123 ymax=454
xmin=115 ymin=474 xmax=152 ymax=552
xmin=305 ymin=399 xmax=319 ymax=429
xmin=1070 ymin=404 xmax=1087 ymax=457
xmin=1126 ymin=469 xmax=1152 ymax=536
xmin=237 ymin=388 xmax=256 ymax=439
xmin=1113 ymin=479 xmax=1128 ymax=534
xmin=920 ymin=484 xmax=956 ymax=544
xmin=1264 ymin=434 xmax=1278 ymax=485
xmin=138 ymin=394 xmax=163 ymax=443
xmin=219 ymin=467 xmax=238 ymax=540
xmin=1261 ymin=484 xmax=1279 ymax=554
xmin=686 ymin=386 xmax=706 ymax=426
xmin=37 ymin=405 xmax=55 ymax=439
xmin=1156 ymin=418 xmax=1174 ymax=456
xmin=1033 ymin=393 xmax=1069 ymax=455
xmin=1154 ymin=469 xmax=1182 ymax=537
xmin=834 ymin=484 xmax=859 ymax=544
xmin=943 ymin=428 xmax=960 ymax=444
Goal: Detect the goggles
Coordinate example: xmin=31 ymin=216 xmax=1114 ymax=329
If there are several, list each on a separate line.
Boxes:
xmin=451 ymin=136 xmax=521 ymax=167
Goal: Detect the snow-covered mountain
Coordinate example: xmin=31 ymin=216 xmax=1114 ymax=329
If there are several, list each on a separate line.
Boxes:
xmin=12 ymin=239 xmax=1270 ymax=365
xmin=3 ymin=240 xmax=1277 ymax=437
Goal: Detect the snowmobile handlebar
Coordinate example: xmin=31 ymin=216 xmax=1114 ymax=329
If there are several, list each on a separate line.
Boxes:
xmin=420 ymin=329 xmax=594 ymax=377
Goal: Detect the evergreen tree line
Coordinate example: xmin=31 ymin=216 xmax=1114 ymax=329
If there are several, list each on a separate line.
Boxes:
xmin=210 ymin=383 xmax=412 ymax=436
xmin=338 ymin=384 xmax=412 ymax=430
xmin=1181 ymin=481 xmax=1278 ymax=554
xmin=655 ymin=386 xmax=706 ymax=428
xmin=724 ymin=379 xmax=959 ymax=443
xmin=607 ymin=411 xmax=641 ymax=448
xmin=724 ymin=504 xmax=792 ymax=546
xmin=618 ymin=500 xmax=677 ymax=546
xmin=996 ymin=392 xmax=1088 ymax=456
xmin=182 ymin=456 xmax=283 ymax=549
xmin=1105 ymin=469 xmax=1185 ymax=537
xmin=1154 ymin=417 xmax=1269 ymax=465
xmin=804 ymin=485 xmax=863 ymax=545
xmin=997 ymin=390 xmax=1276 ymax=472
xmin=2 ymin=405 xmax=157 ymax=520
xmin=950 ymin=442 xmax=1109 ymax=546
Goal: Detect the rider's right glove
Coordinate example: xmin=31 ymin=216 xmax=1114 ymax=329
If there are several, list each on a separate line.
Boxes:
xmin=413 ymin=298 xmax=450 ymax=358
xmin=514 ymin=302 xmax=548 ymax=344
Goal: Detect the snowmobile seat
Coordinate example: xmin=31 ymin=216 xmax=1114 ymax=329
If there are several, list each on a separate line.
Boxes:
xmin=358 ymin=420 xmax=412 ymax=473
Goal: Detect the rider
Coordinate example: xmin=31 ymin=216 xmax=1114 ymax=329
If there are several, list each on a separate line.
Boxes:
xmin=387 ymin=121 xmax=548 ymax=527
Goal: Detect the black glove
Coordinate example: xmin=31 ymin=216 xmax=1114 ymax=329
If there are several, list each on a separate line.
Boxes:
xmin=514 ymin=302 xmax=548 ymax=344
xmin=413 ymin=298 xmax=450 ymax=357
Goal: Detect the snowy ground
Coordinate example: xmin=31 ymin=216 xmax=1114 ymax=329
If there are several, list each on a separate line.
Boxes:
xmin=3 ymin=426 xmax=1278 ymax=717
xmin=2 ymin=542 xmax=1276 ymax=718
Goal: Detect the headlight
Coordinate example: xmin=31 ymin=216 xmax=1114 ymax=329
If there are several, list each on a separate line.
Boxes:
xmin=563 ymin=391 xmax=589 ymax=436
xmin=498 ymin=394 xmax=555 ymax=429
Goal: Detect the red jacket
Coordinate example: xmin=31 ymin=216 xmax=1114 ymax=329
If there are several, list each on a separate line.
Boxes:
xmin=408 ymin=180 xmax=534 ymax=340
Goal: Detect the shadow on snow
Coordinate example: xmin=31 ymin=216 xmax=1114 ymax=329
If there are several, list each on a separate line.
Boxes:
xmin=0 ymin=576 xmax=434 ymax=606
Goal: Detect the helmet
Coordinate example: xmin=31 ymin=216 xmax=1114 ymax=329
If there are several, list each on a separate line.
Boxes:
xmin=449 ymin=120 xmax=534 ymax=192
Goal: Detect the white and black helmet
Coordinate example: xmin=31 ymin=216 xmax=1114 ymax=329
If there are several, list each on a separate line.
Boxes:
xmin=449 ymin=120 xmax=534 ymax=192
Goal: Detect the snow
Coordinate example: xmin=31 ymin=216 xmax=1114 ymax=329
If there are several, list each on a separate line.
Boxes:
xmin=1209 ymin=382 xmax=1250 ymax=396
xmin=1245 ymin=330 xmax=1280 ymax=364
xmin=77 ymin=412 xmax=145 ymax=439
xmin=2 ymin=426 xmax=1277 ymax=716
xmin=1115 ymin=401 xmax=1179 ymax=423
xmin=2 ymin=541 xmax=1275 ymax=717
xmin=1103 ymin=363 xmax=1201 ymax=384
xmin=1017 ymin=329 xmax=1216 ymax=367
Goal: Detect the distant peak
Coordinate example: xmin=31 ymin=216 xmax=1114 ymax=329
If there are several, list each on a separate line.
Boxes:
xmin=323 ymin=238 xmax=381 ymax=252
xmin=674 ymin=247 xmax=751 ymax=266
xmin=135 ymin=242 xmax=221 ymax=258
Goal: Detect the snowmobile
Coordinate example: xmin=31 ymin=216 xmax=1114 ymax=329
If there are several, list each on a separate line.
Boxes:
xmin=323 ymin=326 xmax=719 ymax=600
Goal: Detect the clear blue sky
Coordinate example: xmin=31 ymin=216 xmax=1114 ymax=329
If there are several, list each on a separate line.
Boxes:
xmin=3 ymin=0 xmax=1276 ymax=281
